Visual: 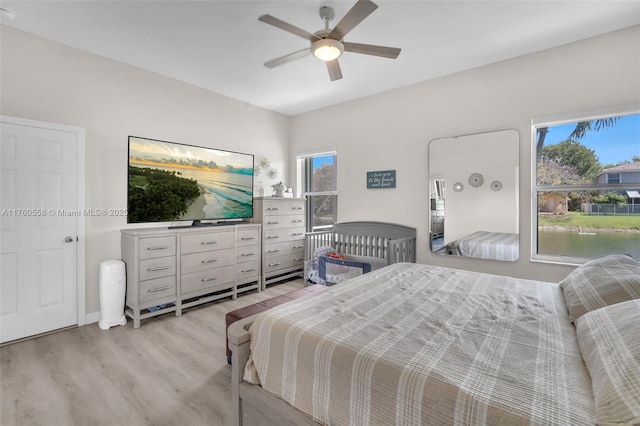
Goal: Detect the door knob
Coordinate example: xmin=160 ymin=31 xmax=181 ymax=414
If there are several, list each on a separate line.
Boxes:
xmin=65 ymin=236 xmax=75 ymax=243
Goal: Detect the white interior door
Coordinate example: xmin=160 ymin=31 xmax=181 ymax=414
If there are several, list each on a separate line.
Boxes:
xmin=1 ymin=121 xmax=79 ymax=343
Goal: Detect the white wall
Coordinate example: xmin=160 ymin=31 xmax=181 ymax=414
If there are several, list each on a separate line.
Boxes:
xmin=0 ymin=26 xmax=291 ymax=317
xmin=290 ymin=25 xmax=640 ymax=282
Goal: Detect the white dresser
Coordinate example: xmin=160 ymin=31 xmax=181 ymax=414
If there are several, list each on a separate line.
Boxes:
xmin=252 ymin=197 xmax=305 ymax=289
xmin=121 ymin=223 xmax=261 ymax=328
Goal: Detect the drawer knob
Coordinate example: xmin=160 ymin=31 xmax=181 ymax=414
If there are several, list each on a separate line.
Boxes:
xmin=241 ymin=268 xmax=257 ymax=273
xmin=268 ymin=249 xmax=281 ymax=253
xmin=267 ymin=235 xmax=279 ymax=239
xmin=241 ymin=237 xmax=256 ymax=240
xmin=293 ymin=258 xmax=304 ymax=262
xmin=268 ymin=262 xmax=281 ymax=267
xmin=147 ymin=245 xmax=170 ymax=251
xmin=201 ymin=276 xmax=219 ymax=282
xmin=201 ymin=259 xmax=219 ymax=264
xmin=292 ymin=233 xmax=304 ymax=236
xmin=201 ymin=241 xmax=219 ymax=245
xmin=241 ymin=252 xmax=256 ymax=256
xmin=267 ymin=221 xmax=280 ymax=225
xmin=267 ymin=207 xmax=280 ymax=211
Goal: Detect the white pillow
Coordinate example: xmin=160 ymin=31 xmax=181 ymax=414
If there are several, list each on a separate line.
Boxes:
xmin=559 ymin=254 xmax=640 ymax=322
xmin=575 ymin=299 xmax=640 ymax=425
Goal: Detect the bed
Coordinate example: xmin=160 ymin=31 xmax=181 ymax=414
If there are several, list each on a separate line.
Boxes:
xmin=304 ymin=221 xmax=416 ymax=285
xmin=454 ymin=230 xmax=519 ymax=261
xmin=228 ymin=255 xmax=640 ymax=426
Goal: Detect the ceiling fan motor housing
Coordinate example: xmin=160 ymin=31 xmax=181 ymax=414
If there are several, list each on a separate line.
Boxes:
xmin=313 ymin=7 xmax=342 ymax=61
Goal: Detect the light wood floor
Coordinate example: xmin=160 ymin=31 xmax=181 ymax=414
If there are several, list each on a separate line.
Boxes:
xmin=1 ymin=279 xmax=304 ymax=426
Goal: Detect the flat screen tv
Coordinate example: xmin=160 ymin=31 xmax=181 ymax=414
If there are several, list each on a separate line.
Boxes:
xmin=127 ymin=136 xmax=254 ymax=225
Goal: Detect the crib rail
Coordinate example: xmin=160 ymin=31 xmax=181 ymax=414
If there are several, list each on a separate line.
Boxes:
xmin=304 ymin=230 xmax=333 ymax=264
xmin=334 ymin=234 xmax=389 ymax=258
xmin=304 ymin=222 xmax=417 ymax=275
xmin=389 ymin=237 xmax=416 ymax=264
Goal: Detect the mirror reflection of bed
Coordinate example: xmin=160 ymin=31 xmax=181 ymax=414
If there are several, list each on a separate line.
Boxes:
xmin=429 ymin=129 xmax=520 ymax=261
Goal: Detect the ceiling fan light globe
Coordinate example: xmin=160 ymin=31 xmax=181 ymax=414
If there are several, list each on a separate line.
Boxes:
xmin=312 ymin=39 xmax=344 ymax=61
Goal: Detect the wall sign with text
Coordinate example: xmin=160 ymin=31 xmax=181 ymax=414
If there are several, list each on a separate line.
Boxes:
xmin=367 ymin=170 xmax=396 ymax=189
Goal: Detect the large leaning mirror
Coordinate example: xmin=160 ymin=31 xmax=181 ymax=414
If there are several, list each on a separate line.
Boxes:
xmin=429 ymin=129 xmax=519 ymax=261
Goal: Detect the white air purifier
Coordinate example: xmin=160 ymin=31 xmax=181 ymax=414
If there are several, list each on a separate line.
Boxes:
xmin=99 ymin=259 xmax=127 ymax=330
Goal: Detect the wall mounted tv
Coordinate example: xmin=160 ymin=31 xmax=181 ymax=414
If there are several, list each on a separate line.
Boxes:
xmin=127 ymin=136 xmax=254 ymax=225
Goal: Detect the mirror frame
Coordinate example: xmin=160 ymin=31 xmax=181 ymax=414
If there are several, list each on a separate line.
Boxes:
xmin=428 ymin=129 xmax=520 ymax=261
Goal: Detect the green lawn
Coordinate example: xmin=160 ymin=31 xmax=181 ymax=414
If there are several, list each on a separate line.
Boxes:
xmin=129 ymin=175 xmax=147 ymax=187
xmin=538 ymin=212 xmax=640 ymax=230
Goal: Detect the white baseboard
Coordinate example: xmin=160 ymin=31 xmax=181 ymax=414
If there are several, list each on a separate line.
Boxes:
xmin=84 ymin=311 xmax=101 ymax=325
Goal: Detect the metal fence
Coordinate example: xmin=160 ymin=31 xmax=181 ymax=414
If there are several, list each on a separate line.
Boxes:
xmin=587 ymin=203 xmax=640 ymax=215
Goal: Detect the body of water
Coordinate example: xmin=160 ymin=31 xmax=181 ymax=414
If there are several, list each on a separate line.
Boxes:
xmin=538 ymin=230 xmax=640 ymax=259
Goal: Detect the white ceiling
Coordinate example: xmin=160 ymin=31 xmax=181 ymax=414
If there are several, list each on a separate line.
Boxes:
xmin=2 ymin=1 xmax=639 ymax=116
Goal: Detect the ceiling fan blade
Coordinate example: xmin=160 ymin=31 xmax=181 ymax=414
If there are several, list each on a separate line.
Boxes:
xmin=326 ymin=59 xmax=343 ymax=81
xmin=259 ymin=15 xmax=320 ymax=42
xmin=264 ymin=48 xmax=310 ymax=68
xmin=328 ymin=0 xmax=378 ymax=41
xmin=343 ymin=42 xmax=401 ymax=59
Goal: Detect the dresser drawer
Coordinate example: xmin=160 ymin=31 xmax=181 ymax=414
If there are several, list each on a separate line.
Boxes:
xmin=181 ymin=265 xmax=235 ymax=294
xmin=139 ymin=276 xmax=176 ymax=303
xmin=139 ymin=236 xmax=176 ymax=260
xmin=263 ymin=214 xmax=305 ymax=230
xmin=262 ymin=199 xmax=304 ymax=214
xmin=237 ymin=247 xmax=259 ymax=263
xmin=237 ymin=260 xmax=259 ymax=282
xmin=237 ymin=228 xmax=260 ymax=247
xmin=139 ymin=256 xmax=176 ymax=281
xmin=181 ymin=230 xmax=235 ymax=254
xmin=264 ymin=253 xmax=305 ymax=274
xmin=263 ymin=240 xmax=305 ymax=259
xmin=181 ymin=248 xmax=235 ymax=274
xmin=263 ymin=227 xmax=306 ymax=244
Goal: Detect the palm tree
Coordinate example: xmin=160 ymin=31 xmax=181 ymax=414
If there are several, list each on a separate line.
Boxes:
xmin=536 ymin=117 xmax=619 ymax=162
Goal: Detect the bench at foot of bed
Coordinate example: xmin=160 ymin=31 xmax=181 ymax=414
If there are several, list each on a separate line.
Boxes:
xmin=225 ymin=284 xmax=326 ymax=363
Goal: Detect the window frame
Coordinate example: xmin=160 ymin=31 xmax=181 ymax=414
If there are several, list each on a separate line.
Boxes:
xmin=296 ymin=149 xmax=338 ymax=232
xmin=606 ymin=173 xmax=621 ymax=184
xmin=530 ymin=103 xmax=640 ymax=265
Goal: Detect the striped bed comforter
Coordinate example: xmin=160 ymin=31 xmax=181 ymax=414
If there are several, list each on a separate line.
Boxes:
xmin=457 ymin=231 xmax=519 ymax=261
xmin=244 ymin=263 xmax=594 ymax=425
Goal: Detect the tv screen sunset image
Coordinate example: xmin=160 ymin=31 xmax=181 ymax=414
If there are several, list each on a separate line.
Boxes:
xmin=127 ymin=137 xmax=254 ymax=223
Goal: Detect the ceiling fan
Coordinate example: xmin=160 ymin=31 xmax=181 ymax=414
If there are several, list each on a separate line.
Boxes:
xmin=259 ymin=0 xmax=401 ymax=81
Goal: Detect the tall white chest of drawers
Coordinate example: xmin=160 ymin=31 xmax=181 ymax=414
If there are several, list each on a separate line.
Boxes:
xmin=121 ymin=223 xmax=261 ymax=328
xmin=252 ymin=197 xmax=305 ymax=289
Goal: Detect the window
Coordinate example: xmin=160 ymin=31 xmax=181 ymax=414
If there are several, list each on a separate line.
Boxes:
xmin=297 ymin=151 xmax=337 ymax=231
xmin=533 ymin=108 xmax=640 ymax=263
xmin=606 ymin=173 xmax=621 ymax=184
